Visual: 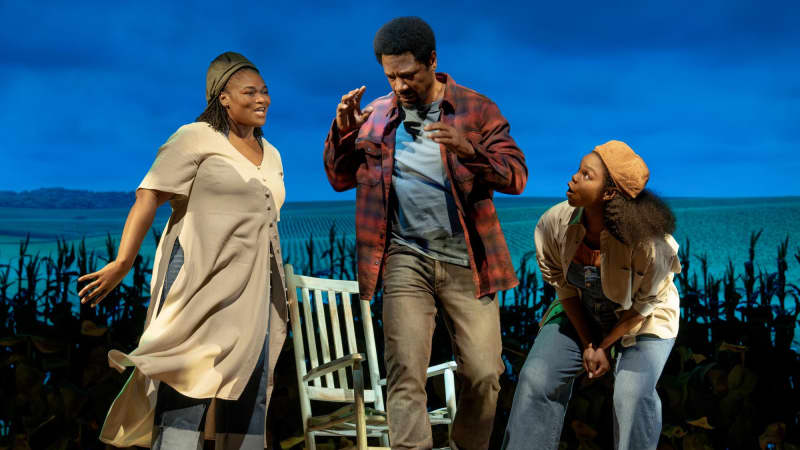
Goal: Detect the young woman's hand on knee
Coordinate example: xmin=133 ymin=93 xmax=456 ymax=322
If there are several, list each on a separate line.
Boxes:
xmin=583 ymin=344 xmax=610 ymax=378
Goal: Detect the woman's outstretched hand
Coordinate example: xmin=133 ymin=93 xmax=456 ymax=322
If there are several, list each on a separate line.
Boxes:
xmin=78 ymin=260 xmax=129 ymax=307
xmin=76 ymin=188 xmax=169 ymax=307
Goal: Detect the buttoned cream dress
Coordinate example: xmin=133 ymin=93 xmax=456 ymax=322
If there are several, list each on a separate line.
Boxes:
xmin=99 ymin=122 xmax=288 ymax=447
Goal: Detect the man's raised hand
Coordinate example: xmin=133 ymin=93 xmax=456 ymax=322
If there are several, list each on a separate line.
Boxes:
xmin=336 ymin=86 xmax=373 ymax=135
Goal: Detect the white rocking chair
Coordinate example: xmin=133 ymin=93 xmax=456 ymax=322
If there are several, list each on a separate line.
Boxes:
xmin=284 ymin=264 xmax=458 ymax=450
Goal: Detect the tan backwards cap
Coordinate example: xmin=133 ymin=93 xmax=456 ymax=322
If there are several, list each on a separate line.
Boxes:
xmin=205 ymin=51 xmax=258 ymax=103
xmin=592 ymin=140 xmax=650 ymax=199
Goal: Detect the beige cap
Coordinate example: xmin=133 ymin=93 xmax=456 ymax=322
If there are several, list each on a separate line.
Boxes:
xmin=592 ymin=140 xmax=650 ymax=199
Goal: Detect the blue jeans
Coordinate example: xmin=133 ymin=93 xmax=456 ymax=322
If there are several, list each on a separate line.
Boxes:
xmin=382 ymin=243 xmax=503 ymax=449
xmin=502 ymin=322 xmax=674 ymax=450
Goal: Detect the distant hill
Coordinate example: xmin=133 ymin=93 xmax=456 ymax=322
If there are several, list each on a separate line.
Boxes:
xmin=0 ymin=188 xmax=135 ymax=209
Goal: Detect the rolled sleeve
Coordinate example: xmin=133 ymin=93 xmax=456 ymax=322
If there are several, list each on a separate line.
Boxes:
xmin=556 ymin=285 xmax=580 ymax=302
xmin=534 ymin=207 xmax=575 ymax=300
xmin=632 ymin=294 xmax=659 ymax=317
xmin=459 ymin=101 xmax=527 ymax=195
xmin=138 ymin=124 xmax=202 ymax=197
xmin=323 ymin=119 xmax=362 ymax=192
xmin=632 ymin=238 xmax=679 ymax=316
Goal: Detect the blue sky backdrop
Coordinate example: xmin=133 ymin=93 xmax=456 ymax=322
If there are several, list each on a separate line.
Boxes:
xmin=1 ymin=1 xmax=798 ymax=200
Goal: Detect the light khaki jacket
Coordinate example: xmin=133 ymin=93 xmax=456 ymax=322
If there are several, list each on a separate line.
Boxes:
xmin=535 ymin=201 xmax=681 ymax=346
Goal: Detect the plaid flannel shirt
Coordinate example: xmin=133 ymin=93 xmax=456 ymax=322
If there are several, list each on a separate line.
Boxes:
xmin=323 ymin=73 xmax=528 ymax=300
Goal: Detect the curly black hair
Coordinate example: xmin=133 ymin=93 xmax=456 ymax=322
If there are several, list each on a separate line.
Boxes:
xmin=196 ymin=68 xmax=263 ymax=139
xmin=373 ymin=16 xmax=436 ymax=65
xmin=602 ymin=174 xmax=676 ymax=246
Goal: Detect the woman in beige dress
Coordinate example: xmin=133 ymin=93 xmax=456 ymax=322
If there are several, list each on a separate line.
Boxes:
xmin=78 ymin=51 xmax=287 ymax=449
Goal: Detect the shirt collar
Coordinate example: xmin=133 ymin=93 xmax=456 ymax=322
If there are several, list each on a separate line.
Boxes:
xmin=568 ymin=206 xmax=629 ymax=249
xmin=568 ymin=206 xmax=584 ymax=226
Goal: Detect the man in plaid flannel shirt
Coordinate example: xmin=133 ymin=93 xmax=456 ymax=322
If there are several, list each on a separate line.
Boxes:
xmin=323 ymin=17 xmax=527 ymax=449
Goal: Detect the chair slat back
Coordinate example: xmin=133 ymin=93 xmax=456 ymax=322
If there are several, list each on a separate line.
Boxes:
xmin=299 ymin=286 xmax=321 ymax=387
xmin=342 ymin=292 xmax=358 ymax=355
xmin=285 ymin=264 xmax=385 ymax=411
xmin=327 ymin=289 xmax=347 ymax=387
xmin=312 ymin=288 xmax=335 ymax=387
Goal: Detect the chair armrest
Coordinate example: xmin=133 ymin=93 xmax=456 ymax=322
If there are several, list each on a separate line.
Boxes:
xmin=303 ymin=353 xmax=364 ymax=383
xmin=378 ymin=360 xmax=457 ymax=386
xmin=425 ymin=361 xmax=458 ymax=378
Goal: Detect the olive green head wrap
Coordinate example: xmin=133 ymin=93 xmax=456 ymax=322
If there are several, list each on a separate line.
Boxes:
xmin=205 ymin=51 xmax=258 ymax=104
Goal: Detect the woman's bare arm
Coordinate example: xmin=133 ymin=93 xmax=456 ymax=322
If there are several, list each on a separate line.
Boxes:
xmin=78 ymin=188 xmax=172 ymax=306
xmin=598 ymin=308 xmax=646 ymax=351
xmin=560 ymin=295 xmax=593 ymax=350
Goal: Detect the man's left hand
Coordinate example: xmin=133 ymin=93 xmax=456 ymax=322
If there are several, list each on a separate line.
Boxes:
xmin=424 ymin=123 xmax=475 ymax=159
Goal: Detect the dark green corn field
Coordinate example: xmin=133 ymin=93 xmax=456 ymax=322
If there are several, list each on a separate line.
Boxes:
xmin=1 ymin=227 xmax=799 ymax=449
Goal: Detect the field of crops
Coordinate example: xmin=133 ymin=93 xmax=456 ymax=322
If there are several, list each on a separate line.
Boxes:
xmin=2 ymin=197 xmax=800 ymax=449
xmin=2 ymin=196 xmax=799 ymax=282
